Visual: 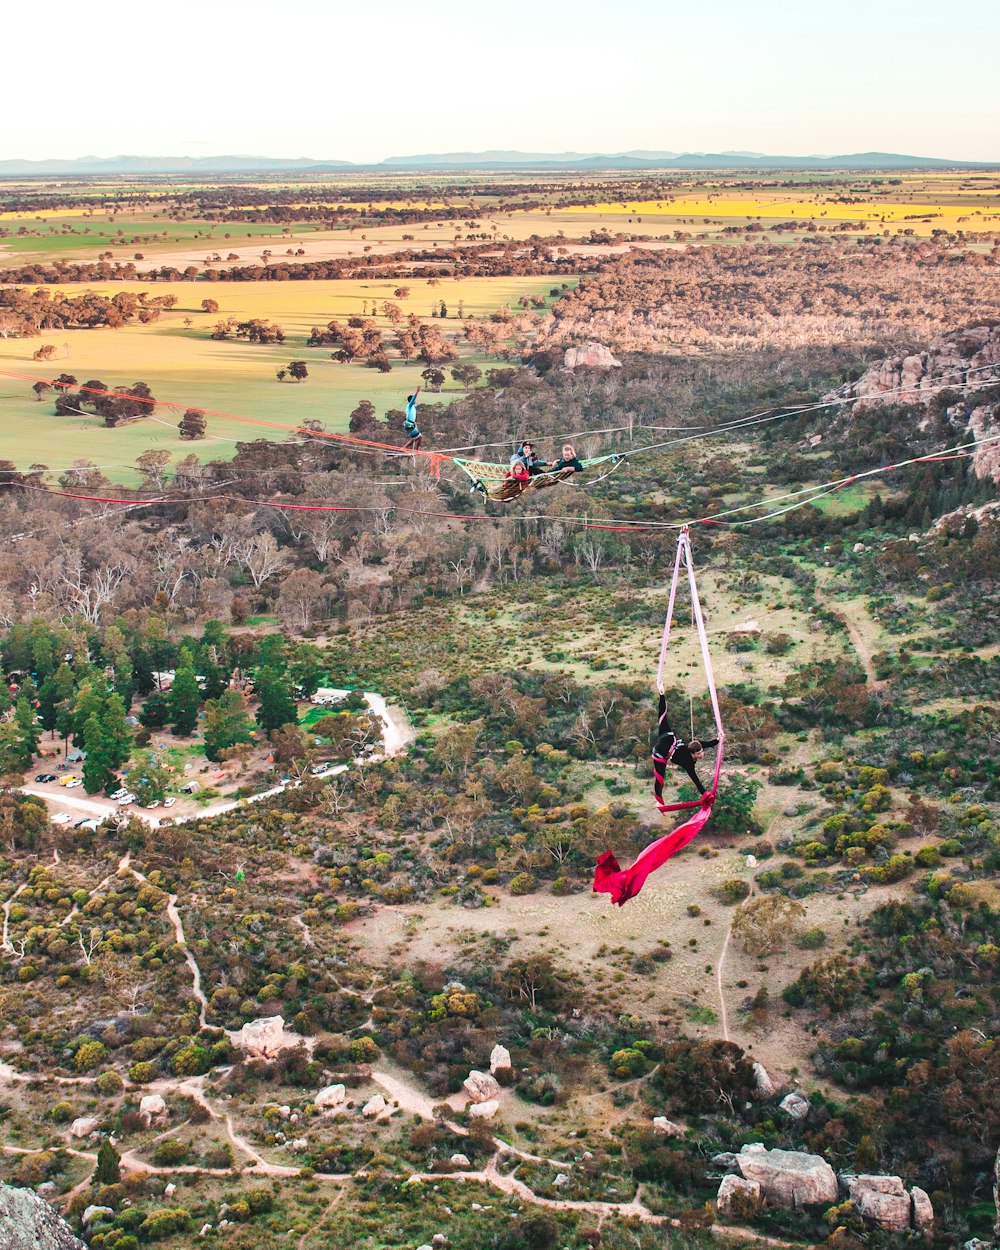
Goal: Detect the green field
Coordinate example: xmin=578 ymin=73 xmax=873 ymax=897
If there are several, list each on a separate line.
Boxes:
xmin=0 ymin=275 xmax=566 ymax=483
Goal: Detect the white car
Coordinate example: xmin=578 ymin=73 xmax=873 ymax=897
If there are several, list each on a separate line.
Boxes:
xmin=117 ymin=794 xmax=136 ymax=806
xmin=162 ymin=796 xmax=176 ymax=808
xmin=66 ymin=779 xmax=84 ymax=789
xmin=51 ymin=812 xmax=73 ymax=825
xmin=110 ymin=788 xmax=128 ymax=800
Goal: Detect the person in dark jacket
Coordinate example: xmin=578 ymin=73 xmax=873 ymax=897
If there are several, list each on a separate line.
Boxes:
xmin=510 ymin=441 xmax=548 ymax=476
xmin=552 ymin=442 xmax=584 ymax=474
xmin=652 ymin=682 xmax=718 ymax=799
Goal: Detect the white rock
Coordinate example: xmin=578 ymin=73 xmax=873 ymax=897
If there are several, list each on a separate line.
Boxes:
xmin=432 ymin=1237 xmax=448 ymax=1247
xmin=742 ymin=1142 xmax=767 ymax=1154
xmin=417 ymin=1245 xmax=433 ymax=1250
xmin=848 ymin=1175 xmax=910 ymax=1232
xmin=564 ymin=342 xmax=622 ymax=371
xmin=737 ymin=1146 xmax=838 ymax=1206
xmin=406 ymin=1176 xmax=423 ymax=1186
xmin=139 ymin=1093 xmax=166 ymax=1123
xmin=717 ymin=1175 xmax=761 ymax=1219
xmin=315 ymin=1083 xmax=347 ymax=1109
xmin=652 ymin=1116 xmax=684 ymax=1136
xmin=853 ymin=542 xmax=866 ymax=554
xmin=362 ymin=1094 xmax=386 ymax=1118
xmin=164 ymin=1183 xmax=176 ymax=1197
xmin=83 ymin=1205 xmax=114 ymax=1226
xmin=277 ymin=1105 xmax=291 ymax=1119
xmin=290 ymin=1138 xmax=307 ymax=1150
xmin=450 ymin=1154 xmax=471 ymax=1167
xmin=489 ymin=1044 xmax=512 ymax=1073
xmin=911 ymin=1186 xmax=934 ymax=1228
xmin=70 ymin=1116 xmax=99 ymax=1138
xmin=752 ymin=1062 xmax=774 ymax=1097
xmin=468 ymin=1099 xmax=500 ymax=1120
xmin=200 ymin=1224 xmax=213 ymax=1237
xmin=745 ymin=854 xmax=757 ymax=868
xmin=554 ymin=1174 xmax=569 ymax=1187
xmin=237 ymin=1015 xmax=296 ymax=1058
xmin=779 ymin=1092 xmax=811 ymax=1120
xmin=464 ymin=1070 xmax=501 ymax=1102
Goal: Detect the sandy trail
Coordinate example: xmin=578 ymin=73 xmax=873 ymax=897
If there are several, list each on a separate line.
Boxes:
xmin=1 ymin=882 xmax=27 ymax=952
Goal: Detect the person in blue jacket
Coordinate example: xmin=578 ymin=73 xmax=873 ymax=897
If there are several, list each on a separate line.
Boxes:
xmin=404 ymin=387 xmax=422 ymax=450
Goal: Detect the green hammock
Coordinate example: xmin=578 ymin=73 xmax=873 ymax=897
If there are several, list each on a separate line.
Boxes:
xmin=453 ymin=454 xmax=618 ymax=502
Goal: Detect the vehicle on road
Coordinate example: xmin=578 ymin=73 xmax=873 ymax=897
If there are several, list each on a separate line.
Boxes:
xmin=51 ymin=813 xmax=73 ymax=825
xmin=35 ymin=773 xmax=57 ymax=783
xmin=310 ymin=764 xmax=330 ymax=775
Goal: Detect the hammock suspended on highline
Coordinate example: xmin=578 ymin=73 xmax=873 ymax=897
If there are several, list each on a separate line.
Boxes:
xmin=453 ymin=453 xmax=619 ymax=502
xmin=593 ymin=527 xmax=725 ymax=905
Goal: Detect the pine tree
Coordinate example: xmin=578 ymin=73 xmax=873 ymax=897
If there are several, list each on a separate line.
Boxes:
xmin=14 ymin=694 xmax=40 ymax=759
xmin=100 ymin=692 xmax=132 ymax=771
xmin=203 ymin=690 xmax=253 ymax=761
xmin=95 ymin=1139 xmax=121 ymax=1185
xmin=254 ymin=667 xmax=298 ymax=734
xmin=39 ymin=663 xmax=75 ymax=734
xmin=167 ymin=666 xmax=200 ymax=737
xmin=82 ymin=715 xmax=114 ymax=794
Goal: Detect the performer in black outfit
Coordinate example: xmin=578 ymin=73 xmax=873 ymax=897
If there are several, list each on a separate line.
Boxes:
xmin=652 ymin=686 xmax=719 ymax=801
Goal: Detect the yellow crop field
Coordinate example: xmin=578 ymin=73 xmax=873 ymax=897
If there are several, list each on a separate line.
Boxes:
xmin=0 ymin=275 xmax=565 ymax=483
xmin=562 ymin=191 xmax=1000 ymax=235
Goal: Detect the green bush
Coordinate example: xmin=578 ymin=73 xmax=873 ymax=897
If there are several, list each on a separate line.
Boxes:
xmin=798 ymin=927 xmax=827 ymax=950
xmin=50 ymin=1101 xmax=73 ymax=1123
xmin=509 ymin=872 xmax=537 ymax=895
xmin=96 ymin=1070 xmax=124 ymax=1096
xmin=151 ymin=1139 xmax=189 ymax=1166
xmin=75 ymin=1040 xmax=108 ymax=1072
xmin=609 ymin=1047 xmax=650 ymax=1079
xmin=128 ymin=1061 xmax=158 ymax=1083
xmin=717 ymin=879 xmax=751 ymax=904
xmin=137 ymin=1209 xmax=192 ymax=1241
xmin=172 ymin=1045 xmax=212 ymax=1076
xmin=349 ymin=1036 xmax=380 ymax=1063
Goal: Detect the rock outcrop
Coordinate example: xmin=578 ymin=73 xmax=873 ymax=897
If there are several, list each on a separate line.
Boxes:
xmin=736 ymin=1145 xmax=838 ymax=1207
xmin=489 ymin=1045 xmax=511 ymax=1074
xmin=361 ymin=1094 xmax=386 ymax=1118
xmin=69 ymin=1116 xmax=98 ymax=1138
xmin=0 ymin=1181 xmax=86 ymax=1249
xmin=911 ymin=1186 xmax=934 ymax=1230
xmin=848 ymin=1175 xmax=910 ymax=1232
xmin=779 ymin=1092 xmax=811 ymax=1121
xmin=844 ymin=324 xmax=1000 ymax=411
xmin=752 ymin=1062 xmax=774 ymax=1097
xmin=463 ymin=1071 xmax=501 ymax=1102
xmin=468 ymin=1099 xmax=499 ymax=1120
xmin=651 ymin=1117 xmax=684 ymax=1136
xmin=563 ymin=342 xmax=622 ymax=371
xmin=139 ymin=1094 xmax=166 ymax=1125
xmin=717 ymin=1175 xmax=762 ymax=1220
xmin=315 ymin=1084 xmax=346 ymax=1109
xmin=235 ymin=1016 xmax=303 ymax=1058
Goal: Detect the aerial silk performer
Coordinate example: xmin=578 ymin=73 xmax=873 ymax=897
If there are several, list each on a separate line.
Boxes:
xmin=593 ymin=527 xmax=725 ymax=906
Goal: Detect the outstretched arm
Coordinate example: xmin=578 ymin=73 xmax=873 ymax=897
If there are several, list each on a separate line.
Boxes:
xmin=700 ymin=737 xmax=719 ymax=750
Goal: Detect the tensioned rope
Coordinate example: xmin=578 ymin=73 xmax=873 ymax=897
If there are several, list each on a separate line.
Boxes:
xmin=594 ymin=528 xmax=725 ymax=905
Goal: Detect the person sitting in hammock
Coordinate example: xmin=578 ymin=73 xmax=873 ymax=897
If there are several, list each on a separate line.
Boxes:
xmin=509 ymin=441 xmax=548 ymax=477
xmin=652 ymin=681 xmax=719 ymax=799
xmin=552 ymin=442 xmax=584 ymax=475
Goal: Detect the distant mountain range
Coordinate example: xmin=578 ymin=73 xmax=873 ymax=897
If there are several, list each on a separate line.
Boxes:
xmin=1 ymin=150 xmax=997 ymax=176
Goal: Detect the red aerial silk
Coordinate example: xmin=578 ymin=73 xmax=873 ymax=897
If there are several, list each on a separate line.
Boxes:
xmin=593 ymin=528 xmax=724 ymax=906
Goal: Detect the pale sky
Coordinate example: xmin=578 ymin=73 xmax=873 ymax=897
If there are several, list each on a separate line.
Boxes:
xmin=5 ymin=0 xmax=999 ymax=162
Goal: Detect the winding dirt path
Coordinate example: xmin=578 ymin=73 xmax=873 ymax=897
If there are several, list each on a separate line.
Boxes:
xmin=1 ymin=883 xmax=27 ymax=952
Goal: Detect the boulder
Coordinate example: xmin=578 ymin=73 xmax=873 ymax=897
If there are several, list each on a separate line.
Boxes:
xmin=554 ymin=1174 xmax=568 ymax=1187
xmin=717 ymin=1175 xmax=762 ymax=1220
xmin=163 ymin=1183 xmax=176 ymax=1198
xmin=911 ymin=1186 xmax=934 ymax=1229
xmin=82 ymin=1206 xmax=114 ymax=1227
xmin=779 ymin=1092 xmax=811 ymax=1120
xmin=745 ymin=854 xmax=757 ymax=868
xmin=199 ymin=1225 xmax=212 ymax=1237
xmin=563 ymin=342 xmax=622 ymax=371
xmin=848 ymin=1175 xmax=910 ymax=1232
xmin=139 ymin=1094 xmax=166 ymax=1125
xmin=0 ymin=1181 xmax=86 ymax=1249
xmin=652 ymin=1117 xmax=684 ymax=1136
xmin=489 ymin=1044 xmax=512 ymax=1074
xmin=315 ymin=1084 xmax=346 ymax=1109
xmin=237 ymin=1015 xmax=297 ymax=1058
xmin=432 ymin=1235 xmax=448 ymax=1246
xmin=468 ymin=1099 xmax=500 ymax=1120
xmin=290 ymin=1138 xmax=307 ymax=1150
xmin=736 ymin=1145 xmax=838 ymax=1207
xmin=752 ymin=1062 xmax=774 ymax=1097
xmin=711 ymin=1152 xmax=739 ymax=1172
xmin=464 ymin=1071 xmax=502 ymax=1102
xmin=450 ymin=1154 xmax=471 ymax=1167
xmin=70 ymin=1116 xmax=99 ymax=1138
xmin=362 ymin=1094 xmax=386 ymax=1118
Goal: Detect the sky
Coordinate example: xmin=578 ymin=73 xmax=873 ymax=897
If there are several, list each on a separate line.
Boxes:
xmin=5 ymin=0 xmax=999 ymax=162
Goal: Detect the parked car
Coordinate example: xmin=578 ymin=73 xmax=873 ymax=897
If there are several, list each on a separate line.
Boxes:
xmin=162 ymin=797 xmax=176 ymax=808
xmin=66 ymin=779 xmax=84 ymax=789
xmin=310 ymin=764 xmax=329 ymax=776
xmin=110 ymin=788 xmax=128 ymax=800
xmin=51 ymin=812 xmax=73 ymax=825
xmin=35 ymin=773 xmax=57 ymax=784
xmin=59 ymin=775 xmax=78 ymax=787
xmin=117 ymin=794 xmax=136 ymax=806
xmin=74 ymin=818 xmax=100 ymax=831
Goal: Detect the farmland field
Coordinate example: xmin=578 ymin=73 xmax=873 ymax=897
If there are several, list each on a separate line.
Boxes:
xmin=0 ymin=275 xmax=565 ymax=481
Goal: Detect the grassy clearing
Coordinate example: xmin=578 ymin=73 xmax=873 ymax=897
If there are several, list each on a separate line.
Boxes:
xmin=0 ymin=275 xmax=562 ymax=481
